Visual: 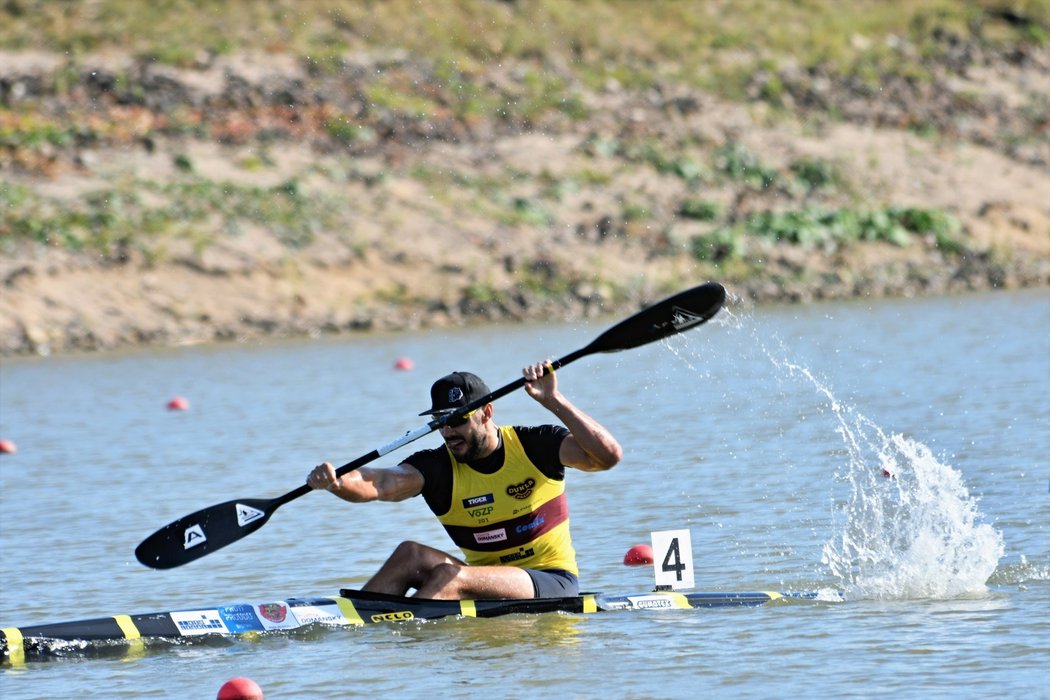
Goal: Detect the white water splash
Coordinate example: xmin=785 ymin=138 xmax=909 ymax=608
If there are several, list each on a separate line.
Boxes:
xmin=769 ymin=350 xmax=1005 ymax=600
xmin=672 ymin=301 xmax=1005 ymax=600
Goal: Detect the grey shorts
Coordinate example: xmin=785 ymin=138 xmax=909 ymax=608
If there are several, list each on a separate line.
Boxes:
xmin=524 ymin=568 xmax=579 ymax=598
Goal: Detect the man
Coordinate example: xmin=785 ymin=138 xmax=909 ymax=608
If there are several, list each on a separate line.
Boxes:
xmin=307 ymin=362 xmax=622 ymax=600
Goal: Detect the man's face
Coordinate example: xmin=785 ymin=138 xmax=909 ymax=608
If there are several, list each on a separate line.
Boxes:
xmin=440 ymin=410 xmax=486 ymax=462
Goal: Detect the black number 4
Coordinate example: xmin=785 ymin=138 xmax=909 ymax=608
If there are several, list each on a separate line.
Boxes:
xmin=661 ymin=537 xmax=687 ymax=581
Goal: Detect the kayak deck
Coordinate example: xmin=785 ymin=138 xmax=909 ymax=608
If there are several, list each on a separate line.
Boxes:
xmin=2 ymin=588 xmax=801 ymax=664
xmin=342 ymin=588 xmax=789 ymax=622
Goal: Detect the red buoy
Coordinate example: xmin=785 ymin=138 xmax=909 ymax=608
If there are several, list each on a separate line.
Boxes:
xmin=394 ymin=357 xmax=414 ymax=371
xmin=217 ymin=677 xmax=264 ymax=700
xmin=623 ymin=544 xmax=654 ymax=566
xmin=0 ymin=439 xmax=16 ymax=454
xmin=166 ymin=396 xmax=189 ymax=411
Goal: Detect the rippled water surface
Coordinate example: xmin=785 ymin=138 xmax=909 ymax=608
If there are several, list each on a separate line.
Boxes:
xmin=2 ymin=289 xmax=1047 ymax=699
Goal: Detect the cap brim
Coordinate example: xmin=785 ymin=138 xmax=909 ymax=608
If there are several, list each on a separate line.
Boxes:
xmin=419 ymin=407 xmax=457 ymax=417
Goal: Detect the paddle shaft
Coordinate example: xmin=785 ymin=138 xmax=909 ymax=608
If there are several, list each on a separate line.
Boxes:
xmin=274 ymin=349 xmax=583 ymax=508
xmin=135 ymin=282 xmax=725 ymax=568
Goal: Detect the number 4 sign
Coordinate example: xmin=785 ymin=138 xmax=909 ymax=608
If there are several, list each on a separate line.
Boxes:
xmin=650 ymin=529 xmax=695 ymax=590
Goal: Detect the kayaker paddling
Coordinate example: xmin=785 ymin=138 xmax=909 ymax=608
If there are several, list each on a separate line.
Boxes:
xmin=307 ymin=362 xmax=622 ymax=600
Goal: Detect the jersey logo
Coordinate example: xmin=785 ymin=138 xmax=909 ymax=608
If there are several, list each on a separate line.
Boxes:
xmin=462 ymin=493 xmax=494 ymax=508
xmin=499 ymin=547 xmax=535 ymax=564
xmin=506 ymin=478 xmax=536 ymax=500
xmin=474 ymin=528 xmax=508 ymax=544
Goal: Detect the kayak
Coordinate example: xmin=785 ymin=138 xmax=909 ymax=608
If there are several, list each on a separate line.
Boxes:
xmin=2 ymin=587 xmax=805 ymax=664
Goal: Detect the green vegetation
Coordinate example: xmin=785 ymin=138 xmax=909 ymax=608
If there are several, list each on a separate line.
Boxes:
xmin=0 ymin=175 xmax=352 ymax=259
xmin=0 ymin=1 xmax=1024 ymax=275
xmin=689 ymin=206 xmax=965 ymax=264
xmin=713 ymin=142 xmax=778 ymax=189
xmin=2 ymin=1 xmax=1046 ymax=93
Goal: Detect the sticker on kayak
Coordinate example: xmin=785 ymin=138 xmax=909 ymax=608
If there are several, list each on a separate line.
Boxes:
xmin=255 ymin=602 xmax=299 ymax=630
xmin=624 ymin=595 xmax=679 ymax=610
xmin=288 ymin=601 xmax=347 ymax=626
xmin=236 ymin=503 xmax=265 ymax=527
xmin=170 ymin=610 xmax=229 ymax=636
xmin=218 ymin=604 xmax=264 ymax=633
xmin=183 ymin=524 xmax=206 ymax=549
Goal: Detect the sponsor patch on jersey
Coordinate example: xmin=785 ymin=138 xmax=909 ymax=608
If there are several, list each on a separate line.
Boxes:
xmin=171 ymin=610 xmax=230 ymax=636
xmin=474 ymin=528 xmax=508 ymax=545
xmin=505 ymin=478 xmax=536 ymax=500
xmin=218 ymin=604 xmax=264 ymax=633
xmin=514 ymin=516 xmax=545 ymax=534
xmin=462 ymin=493 xmax=494 ymax=508
xmin=499 ymin=547 xmax=535 ymax=564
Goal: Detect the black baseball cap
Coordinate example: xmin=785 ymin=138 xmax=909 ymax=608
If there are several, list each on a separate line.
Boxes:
xmin=418 ymin=371 xmax=492 ymax=416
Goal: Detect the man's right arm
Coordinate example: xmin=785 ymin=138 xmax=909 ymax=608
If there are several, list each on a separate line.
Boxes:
xmin=307 ymin=462 xmax=425 ymax=503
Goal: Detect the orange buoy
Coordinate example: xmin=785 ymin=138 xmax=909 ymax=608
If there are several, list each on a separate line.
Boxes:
xmin=623 ymin=544 xmax=654 ymax=566
xmin=217 ymin=677 xmax=264 ymax=700
xmin=394 ymin=357 xmax=414 ymax=371
xmin=0 ymin=439 xmax=16 ymax=454
xmin=166 ymin=396 xmax=189 ymax=411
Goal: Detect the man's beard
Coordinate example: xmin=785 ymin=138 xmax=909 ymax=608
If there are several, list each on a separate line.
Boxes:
xmin=447 ymin=428 xmax=486 ymax=462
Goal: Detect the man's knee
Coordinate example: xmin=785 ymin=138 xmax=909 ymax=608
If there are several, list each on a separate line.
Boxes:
xmin=430 ymin=561 xmax=462 ymax=582
xmin=420 ymin=561 xmax=464 ymax=597
xmin=389 ymin=540 xmax=427 ymax=560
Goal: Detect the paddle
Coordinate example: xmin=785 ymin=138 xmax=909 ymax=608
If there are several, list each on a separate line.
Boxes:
xmin=134 ymin=281 xmax=726 ymax=569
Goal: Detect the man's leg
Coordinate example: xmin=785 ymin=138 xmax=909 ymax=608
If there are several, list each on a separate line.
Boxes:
xmin=362 ymin=541 xmax=463 ymax=596
xmin=414 ymin=562 xmax=535 ymax=600
xmin=362 ymin=540 xmax=536 ymax=600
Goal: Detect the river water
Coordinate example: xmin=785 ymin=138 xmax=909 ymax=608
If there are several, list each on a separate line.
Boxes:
xmin=1 ymin=288 xmax=1047 ymax=699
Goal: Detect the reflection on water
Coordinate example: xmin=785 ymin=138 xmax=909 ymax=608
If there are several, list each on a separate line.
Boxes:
xmin=390 ymin=611 xmax=586 ymax=652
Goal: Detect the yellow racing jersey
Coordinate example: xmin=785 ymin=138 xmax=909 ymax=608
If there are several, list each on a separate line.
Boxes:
xmin=436 ymin=426 xmax=578 ymax=574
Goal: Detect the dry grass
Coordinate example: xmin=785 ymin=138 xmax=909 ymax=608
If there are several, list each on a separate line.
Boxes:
xmin=2 ymin=0 xmax=1047 ymax=84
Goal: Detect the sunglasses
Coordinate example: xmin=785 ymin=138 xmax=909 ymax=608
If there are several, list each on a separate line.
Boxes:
xmin=442 ymin=410 xmax=475 ymax=428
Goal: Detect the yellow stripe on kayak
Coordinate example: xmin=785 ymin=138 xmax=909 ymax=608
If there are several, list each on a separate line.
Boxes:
xmin=113 ymin=615 xmax=141 ymax=640
xmin=2 ymin=627 xmax=25 ymax=666
xmin=660 ymin=592 xmax=691 ymax=609
xmin=460 ymin=600 xmax=477 ymax=617
xmin=334 ymin=597 xmax=365 ymax=625
xmin=114 ymin=615 xmax=146 ymax=658
xmin=763 ymin=592 xmax=782 ymax=601
xmin=582 ymin=594 xmax=597 ymax=613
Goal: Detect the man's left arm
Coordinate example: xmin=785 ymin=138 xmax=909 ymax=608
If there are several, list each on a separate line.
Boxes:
xmin=522 ymin=361 xmax=623 ymax=472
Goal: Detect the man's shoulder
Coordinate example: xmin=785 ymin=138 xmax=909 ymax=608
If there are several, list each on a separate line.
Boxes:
xmin=512 ymin=424 xmax=570 ymax=442
xmin=512 ymin=425 xmax=569 ymax=478
xmin=403 ymin=446 xmax=450 ymax=472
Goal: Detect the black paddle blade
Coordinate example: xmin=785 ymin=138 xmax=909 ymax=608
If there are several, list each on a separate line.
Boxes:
xmin=584 ymin=282 xmax=725 ymax=355
xmin=134 ymin=498 xmax=276 ymax=569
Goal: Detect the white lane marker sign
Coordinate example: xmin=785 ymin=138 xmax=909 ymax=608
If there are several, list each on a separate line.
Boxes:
xmin=651 ymin=529 xmax=694 ymax=590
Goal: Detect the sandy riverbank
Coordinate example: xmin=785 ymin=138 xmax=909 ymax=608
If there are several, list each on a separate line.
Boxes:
xmin=2 ymin=41 xmax=1048 ymax=356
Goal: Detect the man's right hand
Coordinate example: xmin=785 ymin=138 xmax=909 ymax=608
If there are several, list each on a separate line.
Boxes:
xmin=307 ymin=462 xmax=338 ymax=491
